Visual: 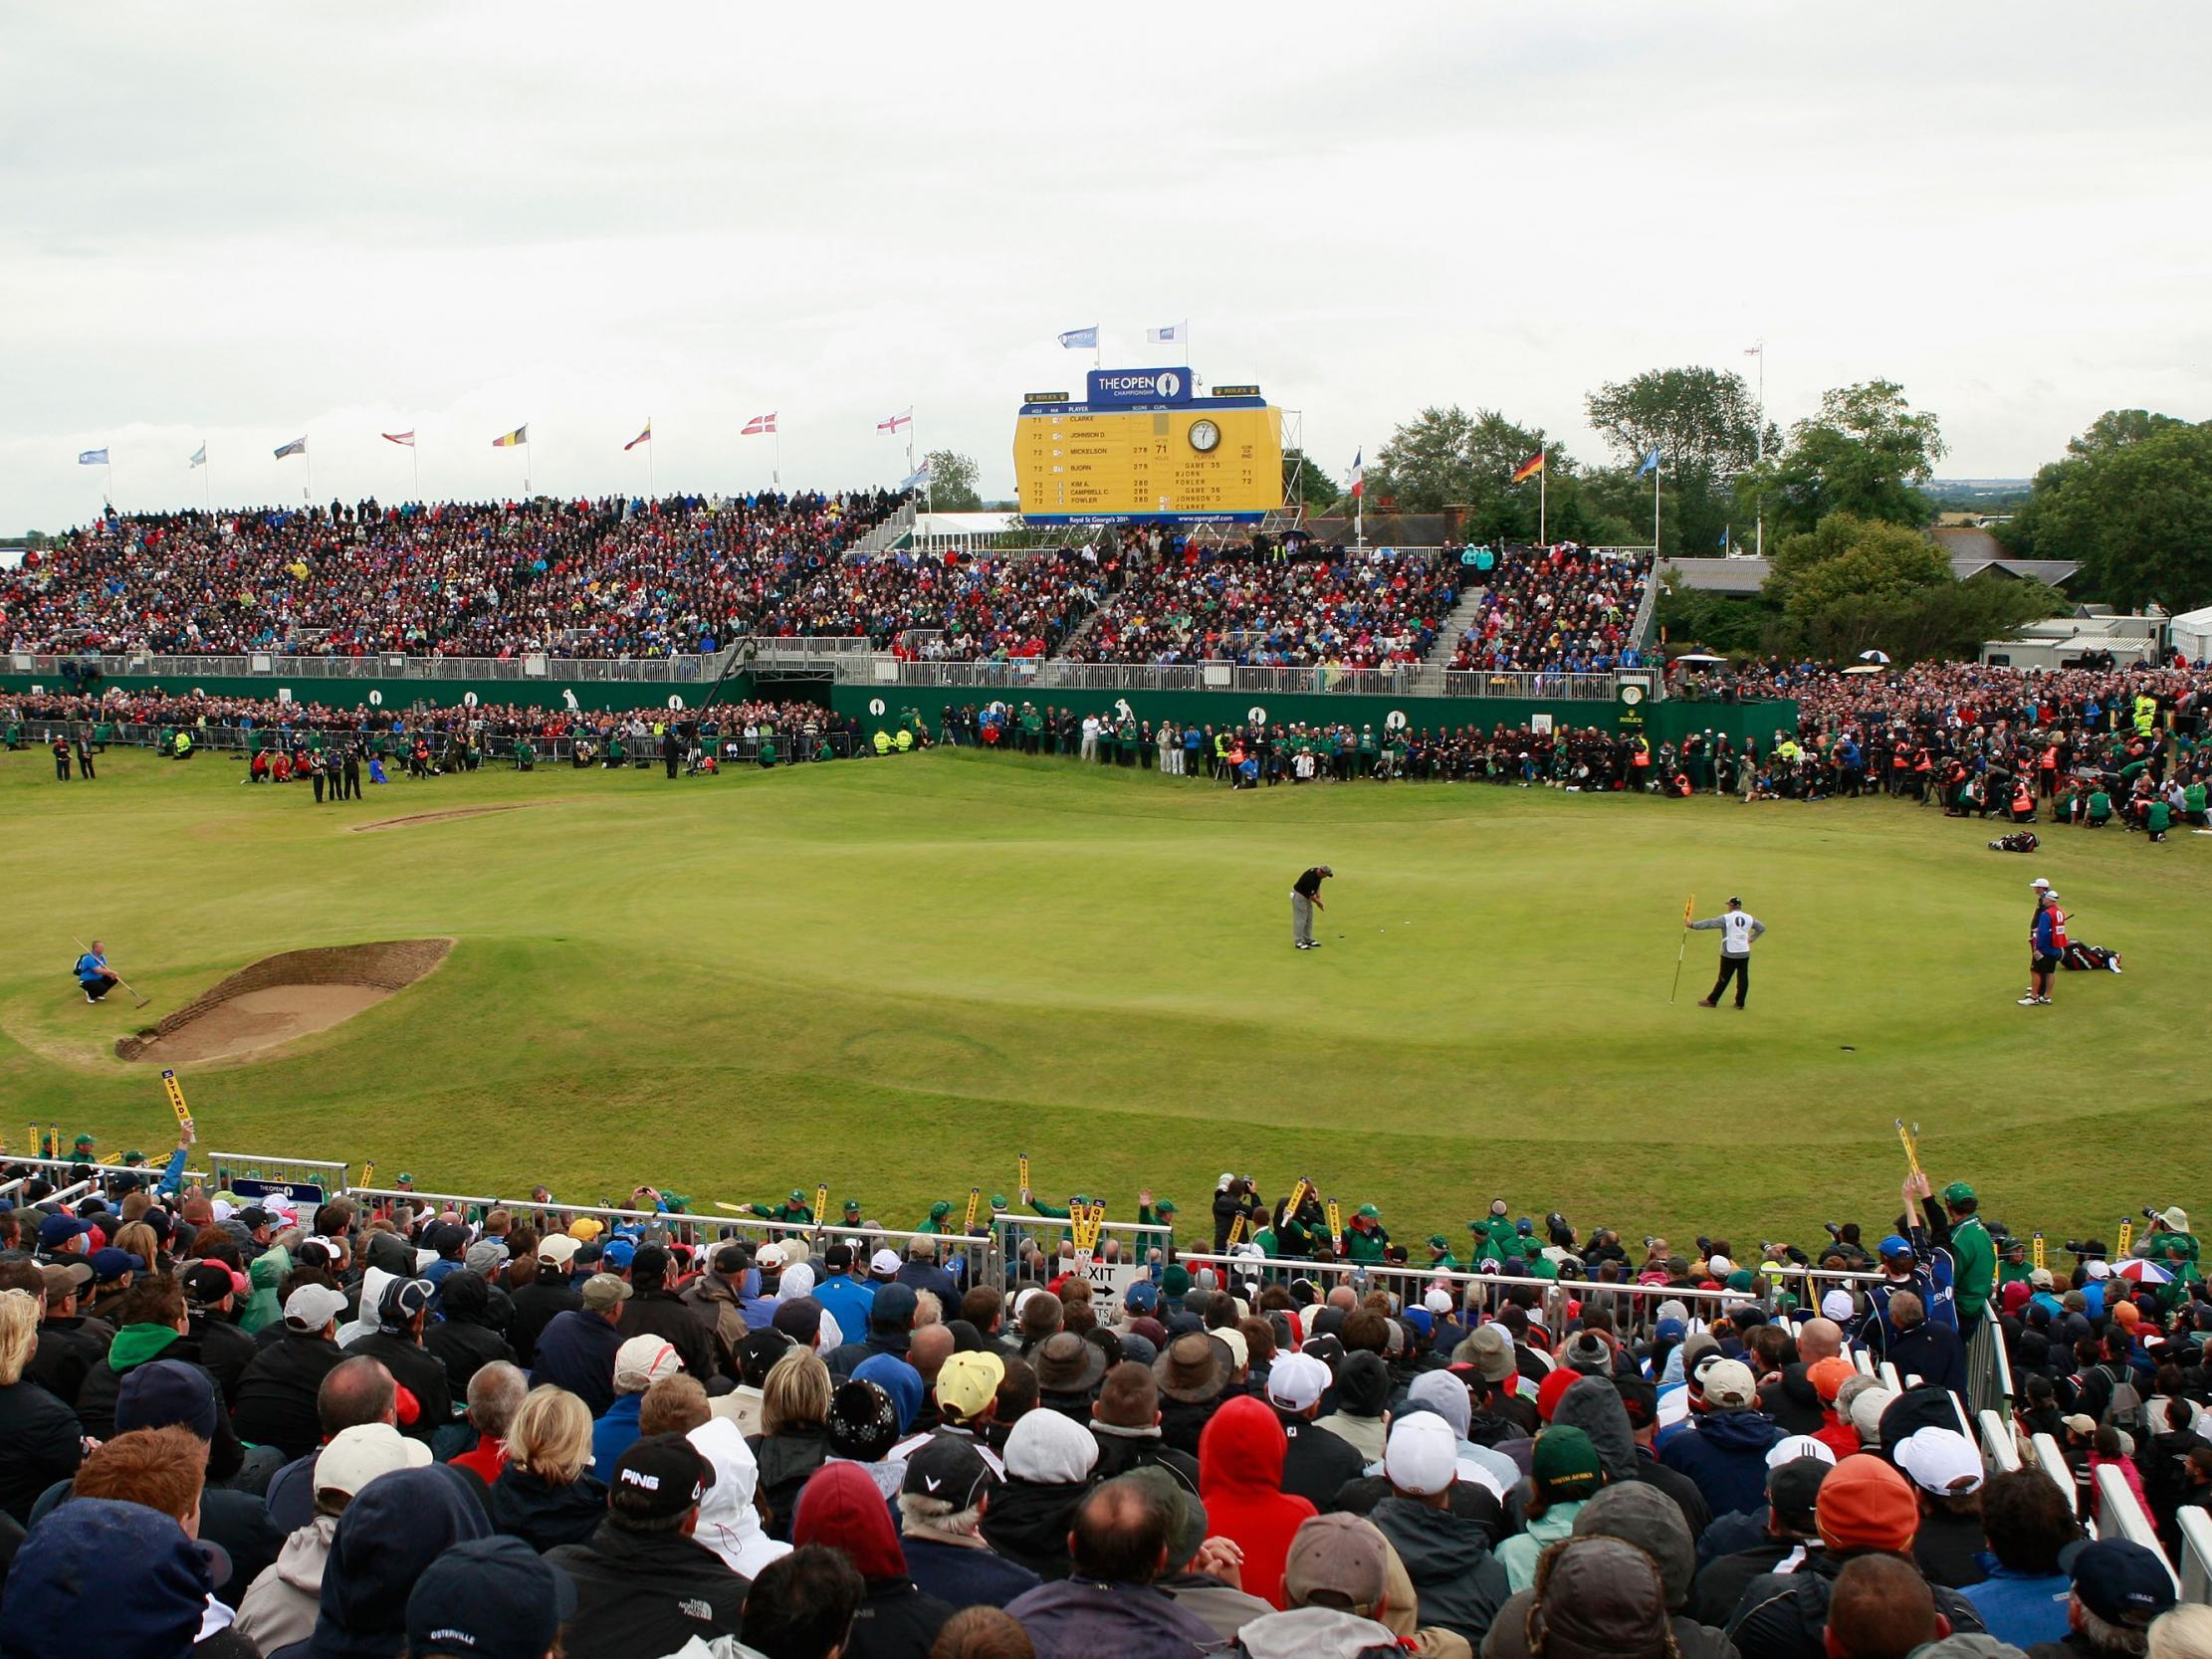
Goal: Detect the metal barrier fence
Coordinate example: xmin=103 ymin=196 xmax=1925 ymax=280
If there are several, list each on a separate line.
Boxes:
xmin=2179 ymin=1508 xmax=2212 ymax=1602
xmin=2032 ymin=1431 xmax=2083 ymax=1522
xmin=2097 ymin=1462 xmax=2183 ymax=1592
xmin=13 ymin=719 xmax=857 ymax=765
xmin=208 ymin=1151 xmax=350 ymax=1201
xmin=0 ymin=1154 xmax=211 ymax=1188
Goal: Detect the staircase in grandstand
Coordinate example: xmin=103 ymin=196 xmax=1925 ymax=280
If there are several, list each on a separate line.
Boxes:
xmin=1423 ymin=583 xmax=1490 ymax=670
xmin=850 ymin=501 xmax=917 ymax=556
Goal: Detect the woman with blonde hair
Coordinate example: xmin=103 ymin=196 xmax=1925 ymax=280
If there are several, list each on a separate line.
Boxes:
xmin=751 ymin=1348 xmax=832 ymax=1539
xmin=0 ymin=1289 xmax=84 ymax=1523
xmin=487 ymin=1384 xmax=605 ymax=1552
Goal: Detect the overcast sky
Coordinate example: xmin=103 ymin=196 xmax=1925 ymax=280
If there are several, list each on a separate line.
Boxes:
xmin=4 ymin=2 xmax=2207 ymax=531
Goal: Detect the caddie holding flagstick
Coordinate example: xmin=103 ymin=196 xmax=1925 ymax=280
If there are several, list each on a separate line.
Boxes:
xmin=1690 ymin=896 xmax=1764 ymax=1009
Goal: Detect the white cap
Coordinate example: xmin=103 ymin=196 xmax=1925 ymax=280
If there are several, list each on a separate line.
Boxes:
xmin=1384 ymin=1412 xmax=1457 ymax=1497
xmin=1424 ymin=1289 xmax=1454 ymax=1316
xmin=315 ymin=1422 xmax=430 ymax=1498
xmin=614 ymin=1336 xmax=685 ymax=1391
xmin=1265 ymin=1352 xmax=1330 ymax=1413
xmin=1701 ymin=1358 xmax=1758 ymax=1409
xmin=1705 ymin=1254 xmax=1735 ymax=1277
xmin=1821 ymin=1289 xmax=1856 ymax=1322
xmin=869 ymin=1248 xmax=902 ymax=1276
xmin=2086 ymin=1259 xmax=2111 ymax=1280
xmin=755 ymin=1243 xmax=786 ymax=1269
xmin=537 ymin=1235 xmax=581 ymax=1267
xmin=1894 ymin=1427 xmax=1986 ymax=1496
xmin=2031 ymin=877 xmax=2051 ymax=889
xmin=1214 ymin=1327 xmax=1249 ymax=1371
xmin=1766 ymin=1433 xmax=1839 ymax=1470
xmin=282 ymin=1283 xmax=348 ymax=1333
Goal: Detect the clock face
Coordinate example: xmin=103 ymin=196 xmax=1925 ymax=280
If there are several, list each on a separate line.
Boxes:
xmin=1621 ymin=685 xmax=1646 ymax=706
xmin=1188 ymin=419 xmax=1221 ymax=454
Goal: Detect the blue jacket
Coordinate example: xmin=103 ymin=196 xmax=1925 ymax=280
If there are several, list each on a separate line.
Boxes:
xmin=533 ymin=1310 xmax=623 ymax=1418
xmin=1004 ymin=1576 xmax=1220 ymax=1659
xmin=900 ymin=1533 xmax=1042 ymax=1610
xmin=814 ymin=1273 xmax=876 ymax=1344
xmin=1957 ymin=1561 xmax=2072 ymax=1650
xmin=1659 ymin=1408 xmax=1785 ymax=1520
xmin=591 ymin=1392 xmax=643 ymax=1477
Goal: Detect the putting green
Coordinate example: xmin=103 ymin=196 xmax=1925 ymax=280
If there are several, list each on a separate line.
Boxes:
xmin=2 ymin=742 xmax=2201 ymax=1250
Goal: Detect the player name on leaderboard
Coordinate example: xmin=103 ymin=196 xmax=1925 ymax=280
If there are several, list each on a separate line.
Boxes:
xmin=1013 ymin=368 xmax=1283 ymax=524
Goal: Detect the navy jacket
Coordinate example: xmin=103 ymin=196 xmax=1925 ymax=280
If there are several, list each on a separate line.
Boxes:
xmin=533 ymin=1310 xmax=623 ymax=1418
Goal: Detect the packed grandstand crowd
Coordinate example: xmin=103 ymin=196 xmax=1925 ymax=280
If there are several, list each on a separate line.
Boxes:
xmin=1445 ymin=546 xmax=1655 ymax=675
xmin=4 ymin=1130 xmax=2211 ymax=1659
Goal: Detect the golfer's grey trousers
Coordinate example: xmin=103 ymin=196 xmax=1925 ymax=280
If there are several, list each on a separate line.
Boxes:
xmin=1291 ymin=891 xmax=1314 ymax=945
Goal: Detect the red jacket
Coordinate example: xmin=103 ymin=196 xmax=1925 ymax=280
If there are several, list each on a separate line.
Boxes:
xmin=1198 ymin=1394 xmax=1318 ymax=1608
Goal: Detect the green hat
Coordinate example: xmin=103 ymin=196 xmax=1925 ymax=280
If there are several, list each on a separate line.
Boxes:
xmin=1162 ymin=1265 xmax=1192 ymax=1298
xmin=789 ymin=1189 xmax=806 ymax=1204
xmin=396 ymin=1173 xmax=414 ymax=1184
xmin=1356 ymin=1204 xmax=1380 ymax=1220
xmin=843 ymin=1198 xmax=862 ymax=1213
xmin=1941 ymin=1181 xmax=1976 ymax=1206
xmin=1532 ymin=1425 xmax=1603 ymax=1503
xmin=121 ymin=1150 xmax=146 ymax=1166
xmin=1428 ymin=1234 xmax=1449 ymax=1250
xmin=1726 ymin=1268 xmax=1755 ymax=1292
xmin=990 ymin=1195 xmax=1008 ymax=1210
xmin=1156 ymin=1199 xmax=1177 ymax=1215
xmin=929 ymin=1200 xmax=951 ymax=1219
xmin=663 ymin=1193 xmax=690 ymax=1212
xmin=72 ymin=1134 xmax=95 ymax=1148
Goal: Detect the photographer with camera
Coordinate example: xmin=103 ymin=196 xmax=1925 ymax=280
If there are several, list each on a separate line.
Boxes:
xmin=2143 ymin=1207 xmax=2200 ymax=1297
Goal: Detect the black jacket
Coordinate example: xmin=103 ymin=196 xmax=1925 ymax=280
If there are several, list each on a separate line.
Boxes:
xmin=75 ymin=1335 xmax=246 ymax=1483
xmin=231 ymin=1333 xmax=345 ymax=1462
xmin=1691 ymin=1539 xmax=1818 ymax=1626
xmin=508 ymin=1279 xmax=581 ymax=1367
xmin=898 ymin=1534 xmax=1043 ymax=1611
xmin=488 ymin=1467 xmax=609 ymax=1554
xmin=846 ymin=1577 xmax=954 ymax=1659
xmin=1088 ymin=1424 xmax=1201 ymax=1493
xmin=616 ymin=1289 xmax=719 ymax=1386
xmin=979 ymin=1477 xmax=1091 ymax=1581
xmin=1367 ymin=1496 xmax=1510 ymax=1647
xmin=1913 ymin=1507 xmax=1989 ymax=1589
xmin=184 ymin=1315 xmax=260 ymax=1405
xmin=348 ymin=1331 xmax=453 ymax=1442
xmin=0 ymin=1380 xmax=82 ymax=1525
xmin=547 ymin=1519 xmax=750 ymax=1659
xmin=26 ymin=1317 xmax=111 ymax=1407
xmin=1157 ymin=1393 xmax=1223 ymax=1458
xmin=1269 ymin=1405 xmax=1367 ymax=1511
xmin=750 ymin=1425 xmax=829 ymax=1541
xmin=1728 ymin=1547 xmax=1985 ymax=1659
xmin=424 ymin=1319 xmax=516 ymax=1402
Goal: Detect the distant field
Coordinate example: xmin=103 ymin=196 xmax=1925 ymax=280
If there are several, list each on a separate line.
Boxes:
xmin=2 ymin=742 xmax=2202 ymax=1251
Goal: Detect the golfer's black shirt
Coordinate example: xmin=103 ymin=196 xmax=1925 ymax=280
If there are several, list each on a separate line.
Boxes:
xmin=1293 ymin=868 xmax=1327 ymax=899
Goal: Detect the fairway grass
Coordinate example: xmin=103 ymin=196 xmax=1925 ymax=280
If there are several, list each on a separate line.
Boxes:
xmin=3 ymin=743 xmax=2203 ymax=1249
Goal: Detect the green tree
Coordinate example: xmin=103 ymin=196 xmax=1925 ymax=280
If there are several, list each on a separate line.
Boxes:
xmin=1280 ymin=448 xmax=1339 ymax=511
xmin=922 ymin=449 xmax=981 ymax=512
xmin=1370 ymin=406 xmax=1622 ymax=543
xmin=2000 ymin=413 xmax=2212 ymax=609
xmin=1585 ymin=366 xmax=1776 ymax=556
xmin=1761 ymin=512 xmax=2061 ymax=660
xmin=1761 ymin=381 xmax=1946 ymax=535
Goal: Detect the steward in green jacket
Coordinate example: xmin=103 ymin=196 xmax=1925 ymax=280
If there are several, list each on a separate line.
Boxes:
xmin=747 ymin=1189 xmax=813 ymax=1226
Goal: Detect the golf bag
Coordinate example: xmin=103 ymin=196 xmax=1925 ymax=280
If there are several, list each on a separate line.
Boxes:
xmin=1988 ymin=831 xmax=2040 ymax=853
xmin=2062 ymin=941 xmax=2122 ymax=973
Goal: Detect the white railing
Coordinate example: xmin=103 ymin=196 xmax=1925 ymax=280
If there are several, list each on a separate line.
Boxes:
xmin=2031 ymin=1431 xmax=2083 ymax=1524
xmin=1979 ymin=1408 xmax=2021 ymax=1474
xmin=2178 ymin=1508 xmax=2212 ymax=1603
xmin=2096 ymin=1463 xmax=2182 ymax=1593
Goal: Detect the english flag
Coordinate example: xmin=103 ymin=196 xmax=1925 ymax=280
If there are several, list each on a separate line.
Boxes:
xmin=877 ymin=410 xmax=912 ymax=433
xmin=742 ymin=413 xmax=776 ymax=436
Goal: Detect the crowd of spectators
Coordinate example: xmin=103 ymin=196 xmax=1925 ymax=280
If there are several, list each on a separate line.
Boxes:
xmin=6 ymin=1125 xmax=2212 ymax=1659
xmin=1447 ymin=546 xmax=1654 ymax=675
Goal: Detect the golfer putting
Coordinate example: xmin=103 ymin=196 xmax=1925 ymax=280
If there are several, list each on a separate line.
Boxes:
xmin=1690 ymin=897 xmax=1764 ymax=1008
xmin=1291 ymin=864 xmax=1333 ymax=949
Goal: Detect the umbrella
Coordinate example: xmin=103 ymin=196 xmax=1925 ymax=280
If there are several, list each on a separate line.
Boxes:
xmin=2116 ymin=1259 xmax=2172 ymax=1284
xmin=1842 ymin=664 xmax=1884 ymax=677
xmin=1671 ymin=652 xmax=1728 ymax=667
xmin=1859 ymin=649 xmax=1891 ymax=665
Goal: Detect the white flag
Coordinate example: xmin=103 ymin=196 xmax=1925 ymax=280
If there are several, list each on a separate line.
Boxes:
xmin=188 ymin=443 xmax=207 ymax=469
xmin=1147 ymin=324 xmax=1181 ymax=343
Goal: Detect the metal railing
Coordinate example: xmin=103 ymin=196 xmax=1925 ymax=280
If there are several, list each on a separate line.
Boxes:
xmin=2178 ymin=1508 xmax=2212 ymax=1603
xmin=2096 ymin=1462 xmax=2182 ymax=1592
xmin=208 ymin=1151 xmax=350 ymax=1200
xmin=1978 ymin=1408 xmax=2021 ymax=1474
xmin=2031 ymin=1431 xmax=2085 ymax=1524
xmin=0 ymin=1153 xmax=211 ymax=1188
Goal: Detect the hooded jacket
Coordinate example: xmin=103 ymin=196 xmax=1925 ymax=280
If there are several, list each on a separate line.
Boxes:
xmin=1090 ymin=1419 xmax=1202 ymax=1493
xmin=233 ymin=1514 xmax=337 ymax=1657
xmin=981 ymin=1409 xmax=1099 ymax=1580
xmin=1660 ymin=1408 xmax=1785 ymax=1520
xmin=75 ymin=1325 xmax=247 ymax=1482
xmin=689 ymin=1418 xmax=791 ymax=1581
xmin=1003 ymin=1574 xmax=1222 ymax=1659
xmin=1368 ymin=1496 xmax=1510 ymax=1647
xmin=547 ymin=1517 xmax=753 ymax=1659
xmin=1520 ymin=1536 xmax=1676 ymax=1659
xmin=1197 ymin=1396 xmax=1317 ymax=1608
xmin=793 ymin=1461 xmax=954 ymax=1659
xmin=1552 ymin=1377 xmax=1640 ymax=1484
xmin=749 ymin=1422 xmax=829 ymax=1541
xmin=291 ymin=1466 xmax=489 ymax=1659
xmin=422 ymin=1273 xmax=515 ymax=1399
xmin=487 ymin=1465 xmax=609 ymax=1554
xmin=533 ymin=1308 xmax=624 ymax=1418
xmin=1230 ymin=1606 xmax=1406 ymax=1659
xmin=233 ymin=1332 xmax=348 ymax=1463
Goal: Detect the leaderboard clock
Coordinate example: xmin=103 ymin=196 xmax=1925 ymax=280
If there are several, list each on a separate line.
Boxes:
xmin=1013 ymin=368 xmax=1284 ymax=523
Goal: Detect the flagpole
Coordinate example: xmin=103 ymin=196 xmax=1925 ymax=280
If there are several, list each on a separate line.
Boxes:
xmin=647 ymin=418 xmax=654 ymax=499
xmin=1538 ymin=453 xmax=1547 ymax=545
xmin=412 ymin=440 xmax=420 ymax=503
xmin=203 ymin=447 xmax=211 ymax=516
xmin=774 ymin=428 xmax=781 ymax=490
xmin=1653 ymin=452 xmax=1661 ymax=555
xmin=305 ymin=444 xmax=312 ymax=507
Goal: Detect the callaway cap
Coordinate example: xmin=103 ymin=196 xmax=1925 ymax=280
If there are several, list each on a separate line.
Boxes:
xmin=901 ymin=1434 xmax=996 ymax=1511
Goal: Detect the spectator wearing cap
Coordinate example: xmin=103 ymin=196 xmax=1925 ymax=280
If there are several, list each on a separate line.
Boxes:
xmin=1958 ymin=1468 xmax=2080 ymax=1649
xmin=423 ymin=1270 xmax=516 ymax=1402
xmin=1497 ymin=1424 xmax=1606 ymax=1591
xmin=1660 ymin=1356 xmax=1784 ymax=1520
xmin=1260 ymin=1350 xmax=1364 ymax=1509
xmin=450 ymin=1359 xmax=528 ymax=1488
xmin=794 ymin=1458 xmax=955 ymax=1657
xmin=404 ymin=1535 xmax=575 ymax=1659
xmin=1003 ymin=1475 xmax=1223 ymax=1659
xmin=1196 ymin=1393 xmax=1319 ymax=1608
xmin=982 ymin=1402 xmax=1100 ymax=1580
xmin=1690 ymin=1451 xmax=1832 ymax=1624
xmin=595 ymin=1336 xmax=687 ymax=1476
xmin=827 ymin=1280 xmax=920 ymax=1379
xmin=231 ymin=1286 xmax=354 ymax=1464
xmin=722 ymin=1327 xmax=792 ymax=1436
xmin=1151 ymin=1330 xmax=1233 ymax=1458
xmin=616 ymin=1244 xmax=719 ymax=1385
xmin=180 ymin=1260 xmax=258 ymax=1405
xmin=899 ymin=1234 xmax=962 ymax=1311
xmin=36 ymin=1208 xmax=95 ymax=1261
xmin=899 ymin=1348 xmax=1007 ymax=1476
xmin=1222 ymin=1511 xmax=1406 ymax=1659
xmin=546 ymin=1433 xmax=751 ymax=1659
xmin=689 ymin=1415 xmax=791 ymax=1581
xmin=291 ymin=1463 xmax=491 ymax=1659
xmin=1032 ymin=1331 xmax=1107 ymax=1423
xmin=1893 ymin=1426 xmax=1989 ymax=1588
xmin=350 ymin=1277 xmax=453 ymax=1446
xmin=419 ymin=1218 xmax=469 ymax=1291
xmin=532 ymin=1273 xmax=631 ymax=1418
xmin=739 ymin=1241 xmax=786 ymax=1330
xmin=489 ymin=1384 xmax=609 ymax=1553
xmin=28 ymin=1259 xmax=108 ymax=1407
xmin=508 ymin=1235 xmax=583 ymax=1368
xmin=0 ymin=1496 xmax=236 ymax=1659
xmin=812 ymin=1242 xmax=878 ymax=1348
xmin=681 ymin=1242 xmax=752 ymax=1382
xmin=754 ymin=1348 xmax=835 ymax=1537
xmin=897 ymin=1431 xmax=1040 ymax=1611
xmin=0 ymin=1286 xmax=83 ymax=1524
xmin=258 ymin=1356 xmax=400 ymax=1534
xmin=1727 ymin=1454 xmax=1986 ymax=1659
xmin=1367 ymin=1412 xmax=1509 ymax=1646
xmin=232 ymin=1421 xmax=430 ymax=1654
xmin=1883 ymin=1290 xmax=1969 ymax=1399
xmin=1087 ymin=1360 xmax=1201 ymax=1493
xmin=2031 ymin=1537 xmax=2179 ymax=1659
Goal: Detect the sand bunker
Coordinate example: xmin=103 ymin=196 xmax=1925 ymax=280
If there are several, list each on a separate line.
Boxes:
xmin=352 ymin=804 xmax=534 ymax=833
xmin=117 ymin=939 xmax=452 ymax=1065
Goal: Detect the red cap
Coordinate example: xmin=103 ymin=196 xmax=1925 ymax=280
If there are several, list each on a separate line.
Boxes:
xmin=1537 ymin=1365 xmax=1579 ymax=1423
xmin=1816 ymin=1454 xmax=1918 ymax=1554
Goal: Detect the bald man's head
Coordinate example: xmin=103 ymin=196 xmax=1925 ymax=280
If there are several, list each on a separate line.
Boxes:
xmin=908 ymin=1323 xmax=955 ymax=1382
xmin=318 ymin=1355 xmax=397 ymax=1438
xmin=1798 ymin=1318 xmax=1844 ymax=1366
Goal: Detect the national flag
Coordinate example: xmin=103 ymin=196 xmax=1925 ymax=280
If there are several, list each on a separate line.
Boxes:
xmin=1509 ymin=452 xmax=1545 ymax=485
xmin=624 ymin=420 xmax=652 ymax=451
xmin=1719 ymin=527 xmax=1731 ymax=549
xmin=1146 ymin=324 xmax=1180 ymax=343
xmin=382 ymin=430 xmax=415 ymax=448
xmin=1349 ymin=449 xmax=1364 ymax=500
xmin=877 ymin=410 xmax=912 ymax=434
xmin=78 ymin=449 xmax=109 ymax=466
xmin=1637 ymin=447 xmax=1661 ymax=478
xmin=742 ymin=413 xmax=776 ymax=436
xmin=899 ymin=460 xmax=931 ymax=492
xmin=188 ymin=444 xmax=206 ymax=469
xmin=1057 ymin=325 xmax=1098 ymax=349
xmin=274 ymin=436 xmax=308 ymax=460
xmin=492 ymin=425 xmax=528 ymax=448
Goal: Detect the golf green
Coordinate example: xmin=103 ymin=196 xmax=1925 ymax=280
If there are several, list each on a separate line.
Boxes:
xmin=3 ymin=742 xmax=2201 ymax=1251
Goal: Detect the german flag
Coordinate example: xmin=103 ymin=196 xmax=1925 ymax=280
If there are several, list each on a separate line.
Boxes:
xmin=1510 ymin=452 xmax=1545 ymax=485
xmin=492 ymin=425 xmax=529 ymax=448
